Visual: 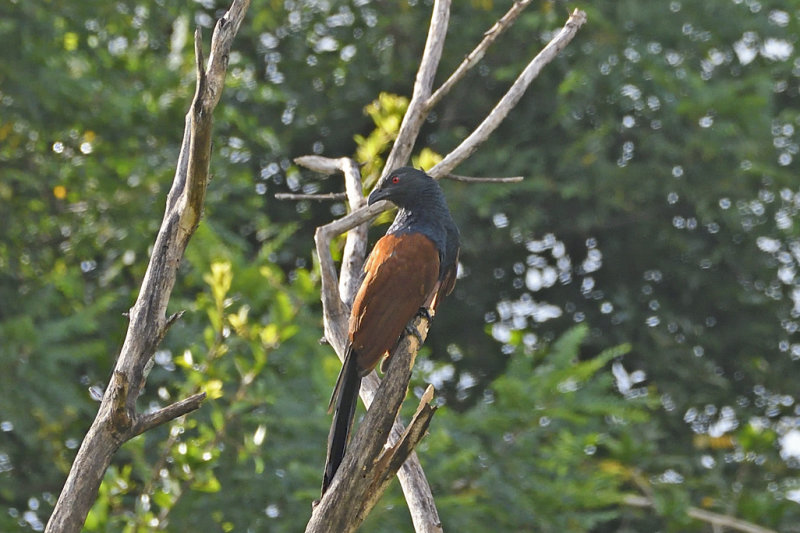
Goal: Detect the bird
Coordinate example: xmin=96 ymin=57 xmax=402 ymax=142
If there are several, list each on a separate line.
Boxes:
xmin=321 ymin=166 xmax=460 ymax=494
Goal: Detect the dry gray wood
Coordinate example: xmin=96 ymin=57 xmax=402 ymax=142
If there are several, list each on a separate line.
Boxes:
xmin=305 ymin=317 xmax=437 ymax=533
xmin=443 ymin=173 xmax=524 ymax=183
xmin=300 ymin=158 xmax=445 ymax=533
xmin=44 ymin=2 xmax=250 ymax=532
xmin=302 ymin=8 xmax=586 ymax=242
xmin=383 ymin=0 xmax=451 ymax=175
xmin=284 ymin=156 xmax=367 ymax=304
xmin=431 ymin=8 xmax=587 ymax=176
xmin=274 ymin=192 xmax=347 ymax=201
xmin=301 ymin=7 xmax=587 ymax=533
xmin=426 ymin=0 xmax=535 ymax=110
xmin=337 ymin=158 xmax=368 ymax=306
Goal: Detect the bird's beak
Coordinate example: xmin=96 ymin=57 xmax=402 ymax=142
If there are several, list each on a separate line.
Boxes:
xmin=367 ymin=187 xmax=388 ymax=205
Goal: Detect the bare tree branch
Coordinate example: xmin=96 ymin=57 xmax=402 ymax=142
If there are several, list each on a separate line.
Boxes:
xmin=313 ymin=222 xmax=349 ymax=351
xmin=293 ymin=154 xmax=370 ymax=308
xmin=304 ymin=7 xmax=587 ymax=533
xmin=623 ymin=495 xmax=777 ymax=533
xmin=338 ymin=159 xmax=368 ymax=306
xmin=315 ymin=200 xmax=390 ymax=241
xmin=301 ymin=9 xmax=586 ymax=245
xmin=306 ymin=317 xmax=435 ymax=533
xmin=132 ymin=392 xmax=208 ymax=437
xmin=295 ymin=155 xmax=356 ymax=175
xmin=426 ymin=0 xmax=535 ymax=110
xmin=311 ymin=186 xmax=443 ymax=532
xmin=383 ymin=0 xmax=452 ymax=175
xmin=45 ymin=2 xmax=250 ymax=531
xmin=379 ymin=385 xmax=437 ymax=480
xmin=431 ymin=8 xmax=587 ymax=177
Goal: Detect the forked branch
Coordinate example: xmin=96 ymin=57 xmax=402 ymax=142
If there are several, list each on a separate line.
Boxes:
xmin=427 ymin=0 xmax=536 ymax=110
xmin=431 ymin=8 xmax=587 ymax=176
xmin=304 ymin=8 xmax=586 ymax=241
xmin=302 ymin=157 xmax=444 ymax=532
xmin=302 ymin=6 xmax=587 ymax=533
xmin=305 ymin=316 xmax=437 ymax=533
xmin=384 ymin=0 xmax=452 ymax=174
xmin=45 ymin=2 xmax=250 ymax=532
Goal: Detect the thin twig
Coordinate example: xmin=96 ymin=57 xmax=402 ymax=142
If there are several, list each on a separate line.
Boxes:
xmin=317 ymin=201 xmax=389 ymax=244
xmin=132 ymin=392 xmax=207 ymax=437
xmin=443 ymin=173 xmax=524 ymax=183
xmin=623 ymin=495 xmax=777 ymax=533
xmin=274 ymin=192 xmax=347 ymax=201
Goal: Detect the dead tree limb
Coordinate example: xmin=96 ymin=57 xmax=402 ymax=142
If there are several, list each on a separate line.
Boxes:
xmin=383 ymin=0 xmax=452 ymax=175
xmin=431 ymin=8 xmax=587 ymax=176
xmin=443 ymin=173 xmax=524 ymax=183
xmin=426 ymin=0 xmax=535 ymax=110
xmin=301 ymin=6 xmax=586 ymax=533
xmin=45 ymin=2 xmax=250 ymax=532
xmin=304 ymin=8 xmax=586 ymax=243
xmin=337 ymin=158 xmax=369 ymax=306
xmin=305 ymin=317 xmax=436 ymax=533
xmin=274 ymin=192 xmax=347 ymax=201
xmin=302 ymin=156 xmax=444 ymax=533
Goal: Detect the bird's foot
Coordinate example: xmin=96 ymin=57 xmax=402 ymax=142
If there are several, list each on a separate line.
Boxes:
xmin=404 ymin=321 xmax=425 ymax=345
xmin=415 ymin=307 xmax=433 ymax=321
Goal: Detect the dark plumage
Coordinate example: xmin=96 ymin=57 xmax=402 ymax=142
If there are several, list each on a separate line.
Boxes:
xmin=322 ymin=167 xmax=460 ymax=494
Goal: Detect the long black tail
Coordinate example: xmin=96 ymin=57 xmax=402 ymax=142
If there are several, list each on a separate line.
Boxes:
xmin=322 ymin=348 xmax=361 ymax=493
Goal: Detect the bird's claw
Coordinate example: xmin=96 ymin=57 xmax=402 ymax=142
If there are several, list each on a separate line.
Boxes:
xmin=404 ymin=322 xmax=425 ymax=345
xmin=416 ymin=307 xmax=432 ymax=321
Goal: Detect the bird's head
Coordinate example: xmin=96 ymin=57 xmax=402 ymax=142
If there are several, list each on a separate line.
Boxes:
xmin=368 ymin=167 xmax=440 ymax=209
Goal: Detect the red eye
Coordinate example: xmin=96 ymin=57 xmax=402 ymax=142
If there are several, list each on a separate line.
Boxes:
xmin=391 ymin=175 xmax=400 ymax=184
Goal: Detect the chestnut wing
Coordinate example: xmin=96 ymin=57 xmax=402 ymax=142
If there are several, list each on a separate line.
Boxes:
xmin=348 ymin=233 xmax=439 ymax=374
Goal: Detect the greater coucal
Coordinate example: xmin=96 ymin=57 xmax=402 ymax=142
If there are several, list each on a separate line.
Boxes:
xmin=321 ymin=166 xmax=460 ymax=494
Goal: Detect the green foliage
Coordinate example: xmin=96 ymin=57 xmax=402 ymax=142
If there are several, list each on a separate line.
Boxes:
xmin=354 ymin=92 xmax=410 ymax=187
xmin=412 ymin=147 xmax=443 ymax=173
xmin=3 ymin=0 xmax=800 ymax=531
xmin=422 ymin=325 xmax=652 ymax=532
xmin=81 ymin=228 xmax=329 ymax=531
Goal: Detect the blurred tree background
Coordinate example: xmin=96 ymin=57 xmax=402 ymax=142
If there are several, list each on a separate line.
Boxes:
xmin=2 ymin=0 xmax=800 ymax=531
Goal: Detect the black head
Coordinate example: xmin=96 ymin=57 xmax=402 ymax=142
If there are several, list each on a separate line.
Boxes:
xmin=367 ymin=167 xmax=442 ymax=209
